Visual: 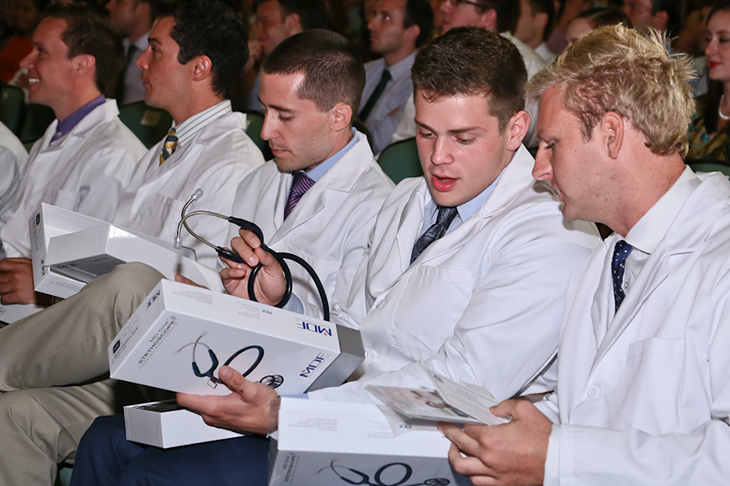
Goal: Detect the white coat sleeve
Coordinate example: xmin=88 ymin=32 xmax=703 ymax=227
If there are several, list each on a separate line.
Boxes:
xmin=310 ymin=208 xmax=597 ymax=403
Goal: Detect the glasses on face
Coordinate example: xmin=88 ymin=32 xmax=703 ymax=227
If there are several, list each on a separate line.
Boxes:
xmin=446 ymin=0 xmax=489 ymax=8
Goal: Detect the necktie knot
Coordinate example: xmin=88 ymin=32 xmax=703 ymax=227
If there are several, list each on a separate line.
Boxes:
xmin=411 ymin=206 xmax=458 ymax=264
xmin=611 ymin=240 xmax=634 ymax=312
xmin=359 ymin=68 xmax=392 ymax=122
xmin=284 ymin=170 xmax=315 ymax=219
xmin=159 ymin=128 xmax=178 ymax=165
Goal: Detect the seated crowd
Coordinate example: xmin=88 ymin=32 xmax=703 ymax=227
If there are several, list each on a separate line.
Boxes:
xmin=0 ymin=0 xmax=729 ymax=485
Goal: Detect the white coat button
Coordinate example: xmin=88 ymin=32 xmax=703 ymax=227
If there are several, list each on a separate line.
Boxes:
xmin=587 ymin=386 xmax=601 ymax=399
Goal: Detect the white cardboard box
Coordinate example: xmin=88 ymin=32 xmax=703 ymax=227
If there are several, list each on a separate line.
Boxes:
xmin=268 ymin=398 xmax=471 ymax=486
xmin=123 ymin=399 xmax=243 ymax=448
xmin=109 ymin=279 xmax=364 ymax=397
xmin=0 ymin=303 xmax=44 ymax=324
xmin=29 ymin=203 xmax=223 ymax=298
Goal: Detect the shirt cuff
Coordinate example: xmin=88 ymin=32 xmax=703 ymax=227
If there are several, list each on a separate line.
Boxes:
xmin=543 ymin=424 xmax=561 ymax=486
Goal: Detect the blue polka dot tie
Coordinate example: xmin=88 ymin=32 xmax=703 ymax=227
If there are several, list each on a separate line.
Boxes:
xmin=611 ymin=240 xmax=633 ymax=312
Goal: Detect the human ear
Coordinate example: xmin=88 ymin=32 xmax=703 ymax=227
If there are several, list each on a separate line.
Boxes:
xmin=505 ymin=110 xmax=530 ymax=151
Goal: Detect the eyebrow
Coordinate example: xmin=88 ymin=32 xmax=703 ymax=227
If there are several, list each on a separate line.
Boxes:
xmin=148 ymin=37 xmax=160 ymax=45
xmin=415 ymin=120 xmax=483 ymax=135
xmin=258 ymin=100 xmax=295 ymax=114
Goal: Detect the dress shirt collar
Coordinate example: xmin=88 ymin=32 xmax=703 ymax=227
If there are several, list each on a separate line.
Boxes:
xmin=624 ymin=165 xmax=699 ymax=254
xmin=305 ymin=128 xmax=360 ymax=183
xmin=54 ymin=95 xmax=106 ymax=139
xmin=384 ymin=51 xmax=416 ymax=75
xmin=424 ymin=168 xmax=504 ymax=225
xmin=172 ymin=99 xmax=231 ymax=147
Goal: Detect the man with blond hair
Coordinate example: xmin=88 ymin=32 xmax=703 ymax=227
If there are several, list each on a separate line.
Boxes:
xmin=442 ymin=24 xmax=730 ymax=485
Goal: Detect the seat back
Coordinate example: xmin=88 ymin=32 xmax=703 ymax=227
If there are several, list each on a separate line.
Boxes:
xmin=243 ymin=110 xmax=273 ymax=160
xmin=0 ymin=84 xmax=25 ymax=134
xmin=377 ymin=137 xmax=423 ymax=184
xmin=19 ymin=104 xmax=55 ymax=145
xmin=119 ymin=101 xmax=173 ymax=149
xmin=686 ymin=159 xmax=730 ymax=178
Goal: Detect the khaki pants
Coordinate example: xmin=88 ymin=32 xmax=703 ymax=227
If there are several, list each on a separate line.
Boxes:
xmin=0 ymin=263 xmax=171 ymax=486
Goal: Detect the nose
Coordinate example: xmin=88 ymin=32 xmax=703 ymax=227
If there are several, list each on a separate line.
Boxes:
xmin=19 ymin=50 xmax=35 ymax=70
xmin=532 ymin=146 xmax=554 ymax=184
xmin=136 ymin=46 xmax=150 ymax=69
xmin=429 ymin=136 xmax=452 ymax=167
xmin=441 ymin=0 xmax=451 ymax=14
xmin=368 ymin=15 xmax=378 ymax=32
xmin=260 ymin=111 xmax=276 ymax=142
xmin=706 ymin=37 xmax=717 ymax=57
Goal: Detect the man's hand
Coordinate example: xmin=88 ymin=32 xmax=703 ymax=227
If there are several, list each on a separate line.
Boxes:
xmin=439 ymin=399 xmax=551 ymax=486
xmin=220 ymin=228 xmax=286 ymax=306
xmin=0 ymin=258 xmax=37 ymax=305
xmin=176 ymin=365 xmax=279 ymax=435
xmin=244 ymin=40 xmax=264 ymax=73
xmin=174 ymin=273 xmax=208 ymax=289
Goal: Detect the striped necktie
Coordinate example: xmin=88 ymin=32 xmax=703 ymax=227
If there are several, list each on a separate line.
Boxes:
xmin=284 ymin=170 xmax=315 ymax=219
xmin=159 ymin=128 xmax=178 ymax=165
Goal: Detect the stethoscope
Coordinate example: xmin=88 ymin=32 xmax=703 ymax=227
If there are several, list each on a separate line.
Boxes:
xmin=319 ymin=461 xmax=450 ymax=486
xmin=175 ymin=190 xmax=330 ymax=321
xmin=176 ymin=332 xmax=284 ymax=389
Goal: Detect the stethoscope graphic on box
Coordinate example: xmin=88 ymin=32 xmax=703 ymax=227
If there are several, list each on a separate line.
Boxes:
xmin=319 ymin=461 xmax=450 ymax=486
xmin=175 ymin=189 xmax=330 ymax=321
xmin=175 ymin=332 xmax=284 ymax=389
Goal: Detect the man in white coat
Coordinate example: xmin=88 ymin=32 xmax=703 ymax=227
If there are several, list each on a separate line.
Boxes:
xmin=0 ymin=28 xmax=390 ymax=486
xmin=0 ymin=1 xmax=263 ymax=484
xmin=0 ymin=4 xmax=146 ymax=301
xmin=441 ymin=25 xmax=730 ymax=486
xmin=66 ymin=27 xmax=600 ymax=485
xmin=0 ymin=0 xmax=263 ymax=308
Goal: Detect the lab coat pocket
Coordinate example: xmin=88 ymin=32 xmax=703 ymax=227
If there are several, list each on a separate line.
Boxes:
xmin=616 ymin=337 xmax=687 ymax=432
xmin=41 ymin=187 xmax=79 ymax=211
xmin=133 ymin=193 xmax=185 ymax=239
xmin=390 ymin=265 xmax=473 ymax=355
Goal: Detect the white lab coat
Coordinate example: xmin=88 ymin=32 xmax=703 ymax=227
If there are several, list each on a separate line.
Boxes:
xmin=0 ymin=99 xmax=145 ymax=258
xmin=539 ymin=172 xmax=730 ymax=485
xmin=113 ymin=111 xmax=264 ymax=269
xmin=0 ymin=121 xmax=28 ymax=230
xmin=310 ymin=145 xmax=601 ymax=403
xmin=227 ymin=132 xmax=394 ymax=314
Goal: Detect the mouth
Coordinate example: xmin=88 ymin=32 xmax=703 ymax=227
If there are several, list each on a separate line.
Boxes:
xmin=709 ymin=61 xmax=722 ymax=69
xmin=28 ymin=77 xmax=39 ymax=85
xmin=431 ymin=174 xmax=458 ymax=192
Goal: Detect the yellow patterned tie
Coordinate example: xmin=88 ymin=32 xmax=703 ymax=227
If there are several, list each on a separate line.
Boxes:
xmin=159 ymin=128 xmax=178 ymax=165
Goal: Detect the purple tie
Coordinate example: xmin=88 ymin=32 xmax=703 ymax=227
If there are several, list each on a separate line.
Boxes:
xmin=284 ymin=171 xmax=315 ymax=220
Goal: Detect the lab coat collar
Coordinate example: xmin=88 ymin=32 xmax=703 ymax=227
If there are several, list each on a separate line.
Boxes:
xmin=395 ymin=144 xmax=541 ymax=271
xmin=270 ymin=131 xmax=376 ymax=240
xmin=591 ymin=172 xmax=730 ymax=368
xmin=37 ymin=99 xmax=120 ymax=152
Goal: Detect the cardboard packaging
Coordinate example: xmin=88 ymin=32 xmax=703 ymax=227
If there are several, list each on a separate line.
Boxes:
xmin=29 ymin=203 xmax=223 ymax=299
xmin=268 ymin=398 xmax=471 ymax=486
xmin=123 ymin=400 xmax=243 ymax=448
xmin=109 ymin=279 xmax=364 ymax=397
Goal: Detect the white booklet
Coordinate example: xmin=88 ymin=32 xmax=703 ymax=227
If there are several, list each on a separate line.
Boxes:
xmin=366 ymin=370 xmax=509 ymax=426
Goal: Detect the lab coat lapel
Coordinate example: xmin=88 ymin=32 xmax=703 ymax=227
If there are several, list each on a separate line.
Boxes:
xmin=415 ymin=145 xmax=537 ymax=265
xmin=270 ymin=132 xmax=375 ymax=244
xmin=394 ymin=183 xmax=429 ymax=272
xmin=591 ymin=173 xmax=730 ymax=368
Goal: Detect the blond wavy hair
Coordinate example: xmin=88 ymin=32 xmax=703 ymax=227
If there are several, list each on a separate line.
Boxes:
xmin=527 ymin=24 xmax=696 ymax=156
